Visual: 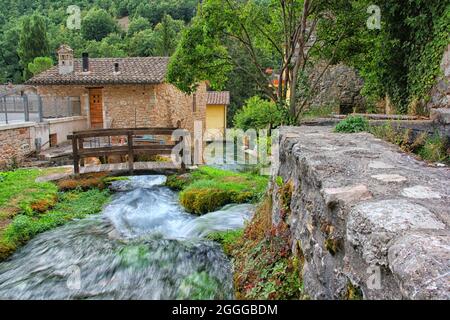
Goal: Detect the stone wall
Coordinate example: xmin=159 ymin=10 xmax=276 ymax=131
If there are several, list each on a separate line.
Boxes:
xmin=304 ymin=62 xmax=365 ymax=113
xmin=0 ymin=124 xmax=33 ymax=168
xmin=271 ymin=126 xmax=449 ymax=299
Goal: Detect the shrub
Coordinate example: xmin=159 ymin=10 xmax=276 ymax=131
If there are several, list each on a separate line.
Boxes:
xmin=233 ymin=96 xmax=288 ymax=131
xmin=334 ymin=116 xmax=369 ymax=133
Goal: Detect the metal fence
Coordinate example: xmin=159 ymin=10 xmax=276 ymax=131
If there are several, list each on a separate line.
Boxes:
xmin=0 ymin=94 xmax=82 ymax=125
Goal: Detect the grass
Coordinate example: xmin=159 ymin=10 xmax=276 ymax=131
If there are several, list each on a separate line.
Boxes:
xmin=0 ymin=188 xmax=111 ymax=261
xmin=0 ymin=168 xmax=113 ymax=261
xmin=335 ymin=119 xmax=449 ymax=164
xmin=0 ymin=169 xmax=59 ymax=219
xmin=369 ymin=122 xmax=449 ymax=164
xmin=418 ymin=133 xmax=449 ymax=163
xmin=167 ymin=166 xmax=269 ymax=215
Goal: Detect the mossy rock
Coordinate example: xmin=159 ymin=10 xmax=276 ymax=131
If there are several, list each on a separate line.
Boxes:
xmin=165 ymin=174 xmax=192 ymax=191
xmin=180 ymin=188 xmax=234 ymax=215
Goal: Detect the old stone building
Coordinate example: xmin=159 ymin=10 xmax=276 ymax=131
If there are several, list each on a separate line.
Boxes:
xmin=26 ymin=45 xmax=229 ymax=139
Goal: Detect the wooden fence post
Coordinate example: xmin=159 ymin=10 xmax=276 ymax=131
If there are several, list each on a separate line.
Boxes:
xmin=128 ymin=132 xmax=134 ymax=175
xmin=180 ymin=135 xmax=186 ymax=173
xmin=79 ymin=138 xmax=84 ymax=167
xmin=72 ymin=136 xmax=80 ymax=175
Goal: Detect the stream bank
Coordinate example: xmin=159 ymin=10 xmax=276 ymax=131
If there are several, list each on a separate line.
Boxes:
xmin=0 ymin=175 xmax=254 ymax=299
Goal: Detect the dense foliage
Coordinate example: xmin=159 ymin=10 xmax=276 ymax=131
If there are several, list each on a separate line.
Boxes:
xmin=0 ymin=0 xmax=198 ymax=82
xmin=169 ymin=0 xmax=450 ymax=119
xmin=233 ymin=96 xmax=289 ymax=131
xmin=316 ymin=0 xmax=450 ymax=113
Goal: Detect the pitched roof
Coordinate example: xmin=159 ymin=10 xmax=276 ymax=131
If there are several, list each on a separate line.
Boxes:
xmin=26 ymin=57 xmax=169 ymax=85
xmin=207 ymin=91 xmax=230 ymax=105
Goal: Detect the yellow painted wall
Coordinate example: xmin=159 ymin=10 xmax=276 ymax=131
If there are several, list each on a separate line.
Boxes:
xmin=206 ymin=104 xmax=227 ymax=132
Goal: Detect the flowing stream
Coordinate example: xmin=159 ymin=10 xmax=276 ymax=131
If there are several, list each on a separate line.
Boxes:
xmin=0 ymin=176 xmax=254 ymax=300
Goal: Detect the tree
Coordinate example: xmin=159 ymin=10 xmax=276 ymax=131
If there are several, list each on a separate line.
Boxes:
xmin=167 ymin=0 xmax=341 ymax=121
xmin=0 ymin=24 xmax=22 ymax=83
xmin=28 ymin=56 xmax=53 ymax=76
xmin=153 ymin=15 xmax=185 ymax=56
xmin=81 ymin=8 xmax=118 ymax=41
xmin=17 ymin=13 xmax=50 ymax=80
xmin=128 ymin=30 xmax=157 ymax=57
xmin=127 ymin=16 xmax=151 ymax=36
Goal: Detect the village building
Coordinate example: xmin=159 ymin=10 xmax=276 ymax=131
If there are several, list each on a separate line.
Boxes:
xmin=26 ymin=45 xmax=229 ymax=142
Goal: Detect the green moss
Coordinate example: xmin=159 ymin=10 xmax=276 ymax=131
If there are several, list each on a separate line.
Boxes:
xmin=324 ymin=238 xmax=341 ymax=256
xmin=206 ymin=229 xmax=243 ymax=256
xmin=180 ymin=188 xmax=234 ymax=215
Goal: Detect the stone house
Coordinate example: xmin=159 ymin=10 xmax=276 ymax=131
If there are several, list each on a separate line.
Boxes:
xmin=26 ymin=45 xmax=229 ymax=143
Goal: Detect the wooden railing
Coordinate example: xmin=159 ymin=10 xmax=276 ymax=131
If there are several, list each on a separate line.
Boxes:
xmin=68 ymin=127 xmax=184 ymax=175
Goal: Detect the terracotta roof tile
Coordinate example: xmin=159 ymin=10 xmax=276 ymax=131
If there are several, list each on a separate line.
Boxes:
xmin=207 ymin=91 xmax=230 ymax=105
xmin=26 ymin=57 xmax=169 ymax=85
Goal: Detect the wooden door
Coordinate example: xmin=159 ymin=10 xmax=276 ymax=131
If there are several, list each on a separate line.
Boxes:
xmin=89 ymin=88 xmax=103 ymax=128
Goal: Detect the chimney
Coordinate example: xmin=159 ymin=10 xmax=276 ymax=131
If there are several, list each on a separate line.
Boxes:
xmin=57 ymin=45 xmax=74 ymax=75
xmin=114 ymin=62 xmax=120 ymax=73
xmin=82 ymin=53 xmax=89 ymax=72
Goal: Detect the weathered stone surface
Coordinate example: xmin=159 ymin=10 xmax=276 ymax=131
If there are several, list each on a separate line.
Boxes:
xmin=272 ymin=126 xmax=450 ymax=300
xmin=323 ymin=185 xmax=372 ymax=206
xmin=371 ymin=174 xmax=407 ymax=182
xmin=347 ymin=199 xmax=445 ymax=266
xmin=303 ymin=62 xmax=366 ymax=113
xmin=388 ymin=230 xmax=450 ymax=300
xmin=402 ymin=185 xmax=442 ymax=199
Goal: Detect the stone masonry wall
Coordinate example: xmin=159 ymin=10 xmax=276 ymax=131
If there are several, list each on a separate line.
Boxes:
xmin=271 ymin=126 xmax=449 ymax=300
xmin=304 ymin=62 xmax=365 ymax=113
xmin=0 ymin=125 xmax=33 ymax=168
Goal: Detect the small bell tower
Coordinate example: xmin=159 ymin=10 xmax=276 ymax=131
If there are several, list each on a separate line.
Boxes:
xmin=57 ymin=44 xmax=74 ymax=75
